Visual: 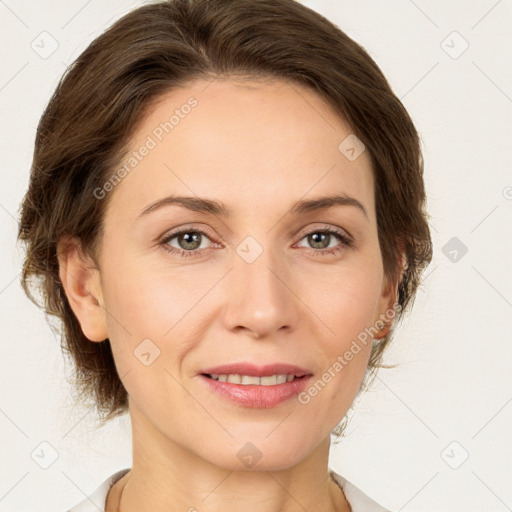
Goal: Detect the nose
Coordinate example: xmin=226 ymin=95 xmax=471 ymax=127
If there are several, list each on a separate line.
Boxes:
xmin=221 ymin=246 xmax=301 ymax=339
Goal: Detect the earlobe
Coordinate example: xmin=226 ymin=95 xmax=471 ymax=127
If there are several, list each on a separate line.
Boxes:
xmin=57 ymin=236 xmax=108 ymax=342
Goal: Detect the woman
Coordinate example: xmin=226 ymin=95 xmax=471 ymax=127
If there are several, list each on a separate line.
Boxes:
xmin=17 ymin=0 xmax=433 ymax=510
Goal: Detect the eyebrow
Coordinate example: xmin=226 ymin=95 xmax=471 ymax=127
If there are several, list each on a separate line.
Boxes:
xmin=137 ymin=193 xmax=368 ymax=221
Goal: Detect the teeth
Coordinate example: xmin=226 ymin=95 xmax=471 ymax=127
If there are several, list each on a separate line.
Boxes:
xmin=208 ymin=373 xmax=298 ymax=385
xmin=241 ymin=375 xmax=261 ymax=385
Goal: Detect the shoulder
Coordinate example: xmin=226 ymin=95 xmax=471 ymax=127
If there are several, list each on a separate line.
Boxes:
xmin=65 ymin=468 xmax=130 ymax=512
xmin=329 ymin=468 xmax=394 ymax=512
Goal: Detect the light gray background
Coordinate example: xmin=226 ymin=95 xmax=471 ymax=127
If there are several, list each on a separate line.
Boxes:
xmin=1 ymin=1 xmax=511 ymax=511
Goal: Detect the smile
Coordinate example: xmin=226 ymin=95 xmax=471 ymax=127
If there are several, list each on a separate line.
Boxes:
xmin=200 ymin=374 xmax=312 ymax=408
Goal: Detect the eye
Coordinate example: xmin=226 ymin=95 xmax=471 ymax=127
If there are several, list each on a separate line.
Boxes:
xmin=295 ymin=226 xmax=353 ymax=256
xmin=159 ymin=224 xmax=353 ymax=259
xmin=160 ymin=227 xmax=216 ymax=258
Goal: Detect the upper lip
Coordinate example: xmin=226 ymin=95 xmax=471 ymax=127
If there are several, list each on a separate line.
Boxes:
xmin=200 ymin=363 xmax=312 ymax=378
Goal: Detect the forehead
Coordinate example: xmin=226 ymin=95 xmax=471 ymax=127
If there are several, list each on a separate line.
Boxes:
xmin=104 ymin=77 xmax=375 ymax=226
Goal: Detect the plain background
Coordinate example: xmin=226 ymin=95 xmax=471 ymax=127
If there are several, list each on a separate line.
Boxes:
xmin=1 ymin=1 xmax=511 ymax=511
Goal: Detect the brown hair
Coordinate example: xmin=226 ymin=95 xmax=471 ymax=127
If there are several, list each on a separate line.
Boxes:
xmin=17 ymin=0 xmax=433 ymax=433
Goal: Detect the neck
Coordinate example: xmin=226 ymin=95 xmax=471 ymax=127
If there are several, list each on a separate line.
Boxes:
xmin=107 ymin=401 xmax=351 ymax=512
xmin=109 ymin=469 xmax=349 ymax=512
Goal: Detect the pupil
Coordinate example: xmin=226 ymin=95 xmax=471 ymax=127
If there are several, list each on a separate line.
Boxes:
xmin=310 ymin=232 xmax=328 ymax=249
xmin=180 ymin=232 xmax=200 ymax=249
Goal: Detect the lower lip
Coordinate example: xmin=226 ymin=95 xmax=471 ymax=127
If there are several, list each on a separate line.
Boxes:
xmin=200 ymin=374 xmax=312 ymax=408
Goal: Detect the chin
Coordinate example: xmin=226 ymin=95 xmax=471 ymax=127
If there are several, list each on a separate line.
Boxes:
xmin=201 ymin=435 xmax=315 ymax=472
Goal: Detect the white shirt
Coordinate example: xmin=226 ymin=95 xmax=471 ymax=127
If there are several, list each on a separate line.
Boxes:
xmin=66 ymin=467 xmax=392 ymax=511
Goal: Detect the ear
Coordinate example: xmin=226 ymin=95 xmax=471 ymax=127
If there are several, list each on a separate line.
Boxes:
xmin=57 ymin=236 xmax=108 ymax=342
xmin=374 ymin=251 xmax=405 ymax=339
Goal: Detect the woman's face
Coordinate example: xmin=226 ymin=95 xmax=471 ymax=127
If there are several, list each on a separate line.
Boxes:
xmin=79 ymin=77 xmax=396 ymax=470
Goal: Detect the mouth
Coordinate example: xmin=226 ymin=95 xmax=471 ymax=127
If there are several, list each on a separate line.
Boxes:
xmin=199 ymin=362 xmax=312 ymax=380
xmin=201 ymin=373 xmax=308 ymax=385
xmin=198 ymin=364 xmax=313 ymax=408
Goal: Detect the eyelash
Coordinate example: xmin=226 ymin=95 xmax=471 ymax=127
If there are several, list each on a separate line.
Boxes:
xmin=159 ymin=225 xmax=353 ymax=259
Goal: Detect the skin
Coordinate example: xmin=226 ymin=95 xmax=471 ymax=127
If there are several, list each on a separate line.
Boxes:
xmin=58 ymin=77 xmax=398 ymax=512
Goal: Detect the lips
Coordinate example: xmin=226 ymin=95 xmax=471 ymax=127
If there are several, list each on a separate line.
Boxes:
xmin=200 ymin=372 xmax=313 ymax=408
xmin=199 ymin=362 xmax=312 ymax=378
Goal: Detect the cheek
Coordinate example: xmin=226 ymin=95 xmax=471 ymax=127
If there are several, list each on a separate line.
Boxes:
xmin=102 ymin=259 xmax=189 ymax=330
xmin=100 ymin=261 xmax=215 ymax=367
xmin=306 ymin=263 xmax=383 ymax=338
xmin=97 ymin=260 xmax=166 ymax=354
xmin=99 ymin=268 xmax=191 ymax=407
xmin=305 ymin=264 xmax=381 ymax=390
